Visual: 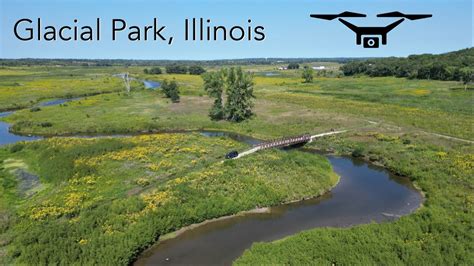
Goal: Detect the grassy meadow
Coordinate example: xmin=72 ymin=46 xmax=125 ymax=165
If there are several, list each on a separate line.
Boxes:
xmin=237 ymin=131 xmax=473 ymax=264
xmin=5 ymin=72 xmax=472 ymax=139
xmin=0 ymin=133 xmax=337 ymax=264
xmin=0 ymin=66 xmax=132 ymax=111
xmin=0 ymin=64 xmax=472 ymax=264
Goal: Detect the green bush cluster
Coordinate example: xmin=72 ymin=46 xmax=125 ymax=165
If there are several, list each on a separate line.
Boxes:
xmin=161 ymin=79 xmax=180 ymax=103
xmin=144 ymin=67 xmax=162 ymax=75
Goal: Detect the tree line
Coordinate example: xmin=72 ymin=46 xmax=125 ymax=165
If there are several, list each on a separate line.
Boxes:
xmin=143 ymin=65 xmax=206 ymax=75
xmin=0 ymin=58 xmax=354 ymax=67
xmin=341 ymin=48 xmax=473 ymax=87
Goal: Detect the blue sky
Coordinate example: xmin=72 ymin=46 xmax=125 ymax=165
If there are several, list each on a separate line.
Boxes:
xmin=0 ymin=0 xmax=472 ymax=59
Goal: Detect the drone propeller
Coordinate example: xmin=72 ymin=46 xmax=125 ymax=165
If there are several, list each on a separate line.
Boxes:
xmin=377 ymin=11 xmax=432 ymax=20
xmin=310 ymin=11 xmax=366 ymax=20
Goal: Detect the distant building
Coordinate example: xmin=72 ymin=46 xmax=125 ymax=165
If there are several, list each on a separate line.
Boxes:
xmin=278 ymin=66 xmax=288 ymax=70
xmin=312 ymin=66 xmax=326 ymax=70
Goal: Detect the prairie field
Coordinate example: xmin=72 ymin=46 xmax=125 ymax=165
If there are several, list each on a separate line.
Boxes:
xmin=0 ymin=63 xmax=472 ymax=264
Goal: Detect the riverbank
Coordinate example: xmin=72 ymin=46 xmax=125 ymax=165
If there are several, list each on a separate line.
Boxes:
xmin=135 ymin=172 xmax=341 ymax=262
xmin=3 ymin=77 xmax=472 ymax=140
xmin=236 ymin=131 xmax=473 ymax=265
xmin=1 ymin=114 xmax=427 ymax=266
xmin=0 ymin=67 xmax=127 ymax=112
xmin=135 ymin=153 xmax=422 ymax=265
xmin=0 ymin=133 xmax=339 ymax=265
xmin=1 ymin=66 xmax=472 ymax=265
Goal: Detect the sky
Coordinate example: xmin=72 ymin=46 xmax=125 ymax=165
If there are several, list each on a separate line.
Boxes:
xmin=0 ymin=0 xmax=472 ymax=59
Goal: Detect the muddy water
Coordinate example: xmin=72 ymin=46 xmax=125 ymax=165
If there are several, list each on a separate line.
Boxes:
xmin=0 ymin=102 xmax=423 ymax=266
xmin=135 ymin=135 xmax=422 ymax=265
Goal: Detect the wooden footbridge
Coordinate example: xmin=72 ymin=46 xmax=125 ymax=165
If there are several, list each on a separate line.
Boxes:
xmin=232 ymin=130 xmax=347 ymax=159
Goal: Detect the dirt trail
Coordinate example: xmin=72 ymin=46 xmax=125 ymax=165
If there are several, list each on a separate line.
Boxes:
xmin=423 ymin=132 xmax=474 ymax=144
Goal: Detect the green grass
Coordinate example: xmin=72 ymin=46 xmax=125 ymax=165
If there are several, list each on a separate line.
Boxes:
xmin=5 ymin=75 xmax=473 ymax=139
xmin=5 ymin=90 xmax=363 ymax=139
xmin=236 ymin=131 xmax=474 ymax=265
xmin=0 ymin=65 xmax=472 ymax=265
xmin=287 ymin=77 xmax=471 ymax=115
xmin=0 ymin=134 xmax=337 ymax=265
xmin=0 ymin=66 xmax=139 ymax=111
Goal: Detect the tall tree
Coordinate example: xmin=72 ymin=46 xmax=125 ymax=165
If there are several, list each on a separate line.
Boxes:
xmin=224 ymin=67 xmax=255 ymax=122
xmin=202 ymin=71 xmax=225 ymax=120
xmin=460 ymin=68 xmax=473 ymax=90
xmin=202 ymin=68 xmax=255 ymax=122
xmin=161 ymin=79 xmax=180 ymax=103
xmin=302 ymin=67 xmax=314 ymax=83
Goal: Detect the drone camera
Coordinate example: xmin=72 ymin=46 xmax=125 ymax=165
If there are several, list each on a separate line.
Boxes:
xmin=363 ymin=37 xmax=379 ymax=48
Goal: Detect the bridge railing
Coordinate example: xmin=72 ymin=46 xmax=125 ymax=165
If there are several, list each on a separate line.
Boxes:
xmin=254 ymin=134 xmax=312 ymax=150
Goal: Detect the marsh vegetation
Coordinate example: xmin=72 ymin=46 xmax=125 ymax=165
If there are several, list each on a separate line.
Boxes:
xmin=0 ymin=49 xmax=472 ymax=264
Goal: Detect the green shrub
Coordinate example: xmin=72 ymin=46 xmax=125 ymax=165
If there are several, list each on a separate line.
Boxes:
xmin=39 ymin=122 xmax=53 ymax=128
xmin=351 ymin=147 xmax=365 ymax=157
xmin=10 ymin=143 xmax=24 ymax=153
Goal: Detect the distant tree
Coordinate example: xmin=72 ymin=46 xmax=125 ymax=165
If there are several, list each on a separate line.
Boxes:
xmin=224 ymin=68 xmax=255 ymax=122
xmin=166 ymin=64 xmax=188 ymax=74
xmin=202 ymin=71 xmax=225 ymax=120
xmin=288 ymin=63 xmax=300 ymax=69
xmin=416 ymin=66 xmax=431 ymax=79
xmin=169 ymin=87 xmax=180 ymax=102
xmin=429 ymin=64 xmax=449 ymax=81
xmin=449 ymin=67 xmax=461 ymax=81
xmin=460 ymin=68 xmax=473 ymax=90
xmin=188 ymin=65 xmax=206 ymax=75
xmin=143 ymin=68 xmax=149 ymax=74
xmin=302 ymin=67 xmax=314 ymax=83
xmin=161 ymin=80 xmax=170 ymax=96
xmin=149 ymin=67 xmax=162 ymax=75
xmin=161 ymin=79 xmax=180 ymax=102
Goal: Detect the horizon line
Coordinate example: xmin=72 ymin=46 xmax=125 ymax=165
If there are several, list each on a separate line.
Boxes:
xmin=2 ymin=47 xmax=470 ymax=62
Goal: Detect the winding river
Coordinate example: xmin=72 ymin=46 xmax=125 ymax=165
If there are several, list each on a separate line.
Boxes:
xmin=113 ymin=73 xmax=161 ymax=90
xmin=0 ymin=96 xmax=423 ymax=266
xmin=0 ymin=98 xmax=78 ymax=145
xmin=135 ymin=134 xmax=422 ymax=265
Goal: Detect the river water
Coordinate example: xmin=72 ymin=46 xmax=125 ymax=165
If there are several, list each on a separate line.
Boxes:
xmin=0 ymin=81 xmax=160 ymax=146
xmin=0 ymin=94 xmax=422 ymax=266
xmin=134 ymin=139 xmax=422 ymax=265
xmin=143 ymin=80 xmax=161 ymax=89
xmin=113 ymin=73 xmax=161 ymax=90
xmin=0 ymin=97 xmax=79 ymax=145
